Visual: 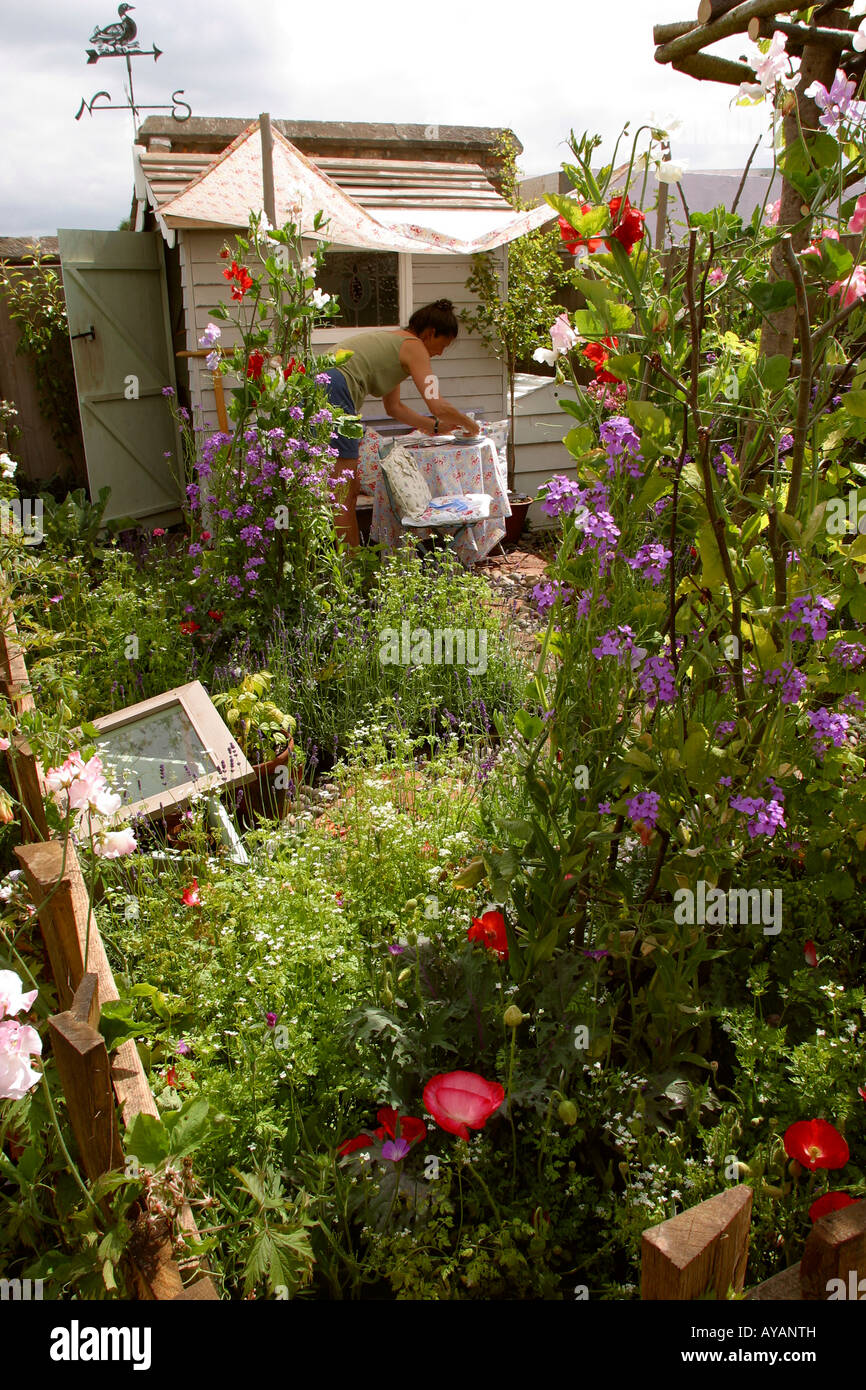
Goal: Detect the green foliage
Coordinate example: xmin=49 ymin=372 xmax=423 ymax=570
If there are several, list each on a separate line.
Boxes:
xmin=0 ymin=247 xmax=80 ymax=463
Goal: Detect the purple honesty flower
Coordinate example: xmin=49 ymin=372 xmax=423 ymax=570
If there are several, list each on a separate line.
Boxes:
xmin=729 ymin=790 xmax=786 ymax=839
xmin=381 ymin=1138 xmax=411 ymax=1162
xmin=540 ymin=474 xmax=584 ymax=518
xmin=713 ymin=442 xmax=736 ymax=479
xmin=161 ymin=386 xmax=175 ymax=397
xmin=808 ymin=707 xmax=850 ymax=758
xmin=763 ymin=661 xmax=807 ymax=705
xmin=315 ymin=372 xmax=331 ymax=385
xmin=653 ymin=496 xmax=671 ymax=517
xmin=600 ymin=415 xmax=643 ymax=479
xmin=533 ymin=579 xmax=574 ymax=615
xmin=583 ymin=949 xmax=611 ymax=960
xmin=778 ymin=434 xmax=794 ymax=456
xmin=626 ymin=542 xmax=672 ymax=586
xmin=388 ymin=941 xmax=406 ymax=956
xmin=832 ymin=641 xmax=866 ymax=669
xmin=626 ymin=791 xmax=660 ymax=836
xmin=176 ymin=1039 xmax=191 ymax=1056
xmin=782 ymin=594 xmax=834 ymax=643
xmin=598 ymin=800 xmax=612 ymax=813
xmin=718 ymin=775 xmax=732 ymax=787
xmin=842 ymin=692 xmax=865 ymax=711
xmin=635 ymin=655 xmax=676 ymax=710
xmin=715 ymin=720 xmax=737 ymax=737
xmin=592 ymin=625 xmax=646 ymax=668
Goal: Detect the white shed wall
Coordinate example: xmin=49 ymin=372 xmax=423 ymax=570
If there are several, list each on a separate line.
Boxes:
xmin=179 ymin=231 xmax=508 ymax=431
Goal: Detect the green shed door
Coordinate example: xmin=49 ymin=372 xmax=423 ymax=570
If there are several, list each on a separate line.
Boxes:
xmin=58 ymin=229 xmax=183 ymax=523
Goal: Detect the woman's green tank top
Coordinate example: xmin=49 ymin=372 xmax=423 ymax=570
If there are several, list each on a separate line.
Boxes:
xmin=336 ymin=331 xmax=410 ymax=412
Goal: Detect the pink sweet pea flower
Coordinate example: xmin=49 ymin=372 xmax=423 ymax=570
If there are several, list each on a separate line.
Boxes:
xmin=0 ymin=737 xmax=10 ymax=752
xmin=829 ymin=264 xmax=866 ymax=309
xmin=93 ymin=827 xmax=137 ymax=858
xmin=0 ymin=1018 xmax=42 ymax=1099
xmin=850 ymin=194 xmax=866 ymax=236
xmin=0 ymin=969 xmax=37 ymax=1020
xmin=766 ymin=199 xmax=781 ymax=226
xmin=549 ymin=313 xmax=579 ymax=356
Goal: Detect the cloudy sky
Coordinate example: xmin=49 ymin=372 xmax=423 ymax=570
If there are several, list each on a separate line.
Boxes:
xmin=1 ymin=0 xmax=775 ymax=236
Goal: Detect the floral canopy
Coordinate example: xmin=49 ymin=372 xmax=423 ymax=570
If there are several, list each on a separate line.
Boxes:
xmin=156 ymin=120 xmax=556 ymax=255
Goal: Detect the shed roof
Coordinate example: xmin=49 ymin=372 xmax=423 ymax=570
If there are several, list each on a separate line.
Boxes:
xmin=138 ymin=120 xmax=555 ymax=255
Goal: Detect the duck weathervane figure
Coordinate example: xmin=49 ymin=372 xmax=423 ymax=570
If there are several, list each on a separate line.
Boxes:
xmin=75 ymin=5 xmax=191 ymax=127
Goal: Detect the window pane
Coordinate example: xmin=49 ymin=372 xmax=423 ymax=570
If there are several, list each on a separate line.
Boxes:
xmin=318 ymin=252 xmax=399 ymax=328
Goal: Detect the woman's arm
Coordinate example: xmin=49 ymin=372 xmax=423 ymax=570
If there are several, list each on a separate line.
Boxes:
xmin=380 ymin=388 xmax=437 ymax=434
xmin=397 ymin=339 xmax=480 ymax=434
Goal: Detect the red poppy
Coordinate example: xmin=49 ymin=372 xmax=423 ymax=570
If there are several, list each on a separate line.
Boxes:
xmin=558 ymin=210 xmax=602 ymax=256
xmin=809 ymin=1191 xmax=860 ymax=1223
xmin=784 ymin=1118 xmax=849 ymax=1171
xmin=337 ymin=1132 xmax=375 ymax=1156
xmin=181 ymin=878 xmax=201 ymax=907
xmin=582 ymin=336 xmax=621 ymax=384
xmin=423 ymin=1071 xmax=505 ymax=1140
xmin=179 ymin=620 xmax=200 ymax=635
xmin=467 ymin=909 xmax=508 ymax=960
xmin=283 ymin=357 xmax=306 ymax=378
xmin=804 ymin=940 xmax=818 ymax=968
xmin=208 ymin=609 xmax=223 ymax=622
xmin=246 ymin=350 xmax=265 ymax=381
xmin=374 ymin=1108 xmax=426 ymax=1146
xmin=607 ymin=195 xmax=646 ymax=255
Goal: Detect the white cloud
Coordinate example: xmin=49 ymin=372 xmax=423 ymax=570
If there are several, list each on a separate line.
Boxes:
xmin=1 ymin=0 xmax=773 ymax=234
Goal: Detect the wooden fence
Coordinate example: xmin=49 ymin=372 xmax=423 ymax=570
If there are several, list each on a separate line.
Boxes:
xmin=642 ymin=1162 xmax=866 ymax=1301
xmin=0 ymin=589 xmax=217 ymax=1299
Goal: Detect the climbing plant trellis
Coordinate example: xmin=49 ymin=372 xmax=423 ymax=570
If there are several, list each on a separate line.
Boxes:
xmin=653 ymin=2 xmax=864 ymax=359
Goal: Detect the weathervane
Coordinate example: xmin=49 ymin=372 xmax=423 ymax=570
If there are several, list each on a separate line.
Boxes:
xmin=75 ymin=5 xmax=191 ymax=126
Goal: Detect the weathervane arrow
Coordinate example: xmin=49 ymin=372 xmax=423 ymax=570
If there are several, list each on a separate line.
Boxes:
xmin=76 ymin=7 xmax=189 ymax=124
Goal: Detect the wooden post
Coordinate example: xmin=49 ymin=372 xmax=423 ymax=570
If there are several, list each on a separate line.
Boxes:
xmin=642 ymin=1185 xmax=753 ymax=1299
xmin=800 ymin=1200 xmax=866 ymax=1300
xmin=176 ymin=349 xmax=229 ymax=433
xmin=48 ymin=973 xmax=124 ymax=1195
xmin=9 ymin=736 xmax=48 ymax=842
xmin=15 ymin=839 xmax=92 ymax=1007
xmin=260 ymin=112 xmax=277 ymax=228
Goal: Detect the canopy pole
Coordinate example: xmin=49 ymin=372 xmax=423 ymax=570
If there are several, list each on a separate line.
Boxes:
xmin=260 ymin=112 xmax=276 ymax=227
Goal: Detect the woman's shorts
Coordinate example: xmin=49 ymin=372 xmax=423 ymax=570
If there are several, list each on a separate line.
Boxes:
xmin=321 ymin=369 xmax=361 ymax=461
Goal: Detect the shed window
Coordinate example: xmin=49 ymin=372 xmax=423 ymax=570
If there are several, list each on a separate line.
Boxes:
xmin=317 ymin=251 xmax=400 ymax=328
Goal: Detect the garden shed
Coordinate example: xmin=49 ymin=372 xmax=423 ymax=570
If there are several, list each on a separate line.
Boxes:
xmin=131 ymin=117 xmax=554 ymax=441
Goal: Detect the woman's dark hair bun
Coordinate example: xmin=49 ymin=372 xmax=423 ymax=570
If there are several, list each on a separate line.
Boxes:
xmin=408 ymin=299 xmax=459 ymax=339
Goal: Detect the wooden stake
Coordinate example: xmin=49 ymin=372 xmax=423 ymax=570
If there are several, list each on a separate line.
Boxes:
xmin=9 ymin=736 xmax=48 ymax=842
xmin=642 ymin=1185 xmax=753 ymax=1299
xmin=15 ymin=839 xmax=90 ymax=1007
xmin=800 ymin=1199 xmax=866 ymax=1300
xmin=260 ymin=112 xmax=277 ymax=228
xmin=48 ymin=973 xmax=125 ymax=1194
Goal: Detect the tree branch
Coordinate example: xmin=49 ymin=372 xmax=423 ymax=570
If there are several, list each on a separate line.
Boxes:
xmin=670 ymin=52 xmax=757 ymax=83
xmin=655 ymin=1 xmax=806 ymax=65
xmin=747 ymin=17 xmax=862 ymax=52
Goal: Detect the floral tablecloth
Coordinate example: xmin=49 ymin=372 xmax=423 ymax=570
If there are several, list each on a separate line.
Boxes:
xmin=358 ymin=430 xmax=510 ymax=565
